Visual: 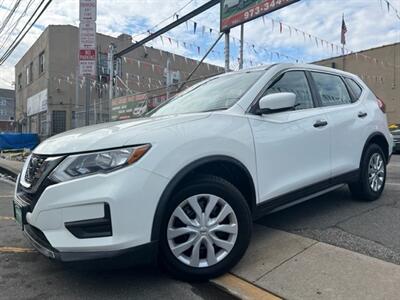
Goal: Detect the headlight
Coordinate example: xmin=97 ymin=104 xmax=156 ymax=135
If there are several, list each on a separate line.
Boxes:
xmin=49 ymin=144 xmax=151 ymax=182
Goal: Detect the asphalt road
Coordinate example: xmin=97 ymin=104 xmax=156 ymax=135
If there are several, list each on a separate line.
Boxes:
xmin=258 ymin=154 xmax=400 ymax=265
xmin=0 ymin=180 xmax=233 ymax=300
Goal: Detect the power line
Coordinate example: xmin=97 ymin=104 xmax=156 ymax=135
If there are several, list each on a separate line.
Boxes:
xmin=0 ymin=0 xmax=16 ymax=26
xmin=0 ymin=0 xmax=37 ymax=52
xmin=115 ymin=0 xmax=220 ymax=58
xmin=131 ymin=0 xmax=194 ymax=40
xmin=0 ymin=0 xmax=20 ymax=35
xmin=0 ymin=0 xmax=50 ymax=65
xmin=0 ymin=0 xmax=22 ymax=35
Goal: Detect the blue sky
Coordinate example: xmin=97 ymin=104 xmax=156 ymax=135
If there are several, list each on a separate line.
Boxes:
xmin=0 ymin=0 xmax=399 ymax=89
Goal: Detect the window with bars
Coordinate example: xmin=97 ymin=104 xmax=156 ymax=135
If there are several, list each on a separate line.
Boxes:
xmin=39 ymin=112 xmax=48 ymax=136
xmin=52 ymin=111 xmax=66 ymax=134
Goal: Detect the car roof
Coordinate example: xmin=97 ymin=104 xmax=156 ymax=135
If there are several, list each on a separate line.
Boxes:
xmin=231 ymin=63 xmax=358 ymax=79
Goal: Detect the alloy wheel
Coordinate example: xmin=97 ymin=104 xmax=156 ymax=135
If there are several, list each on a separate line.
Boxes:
xmin=368 ymin=153 xmax=385 ymax=192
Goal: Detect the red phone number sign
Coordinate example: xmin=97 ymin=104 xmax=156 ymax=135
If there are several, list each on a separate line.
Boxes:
xmin=221 ymin=0 xmax=300 ymax=31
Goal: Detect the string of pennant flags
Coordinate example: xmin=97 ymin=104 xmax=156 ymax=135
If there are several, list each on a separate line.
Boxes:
xmin=164 ymin=7 xmax=400 ymax=70
xmin=186 ymin=15 xmax=399 ymax=70
xmin=47 ymin=0 xmax=399 ymax=95
xmin=144 ymin=23 xmax=305 ymax=67
xmin=260 ymin=15 xmax=400 ymax=69
xmin=48 ymin=68 xmax=230 ymax=96
xmin=49 ymin=63 xmax=390 ymax=101
xmin=122 ymin=0 xmax=400 ymax=71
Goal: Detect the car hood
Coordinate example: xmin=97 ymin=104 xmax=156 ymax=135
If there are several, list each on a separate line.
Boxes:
xmin=33 ymin=114 xmax=209 ymax=155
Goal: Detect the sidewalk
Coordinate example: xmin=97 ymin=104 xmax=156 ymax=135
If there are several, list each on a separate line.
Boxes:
xmin=0 ymin=159 xmax=23 ymax=179
xmin=214 ymin=225 xmax=400 ymax=300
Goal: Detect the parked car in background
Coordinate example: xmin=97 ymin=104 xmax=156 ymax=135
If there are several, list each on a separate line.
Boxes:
xmin=389 ymin=124 xmax=400 ymax=153
xmin=14 ymin=64 xmax=393 ymax=280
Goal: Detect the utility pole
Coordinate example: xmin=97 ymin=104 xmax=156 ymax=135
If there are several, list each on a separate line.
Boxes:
xmin=85 ymin=77 xmax=90 ymax=126
xmin=166 ymin=56 xmax=171 ymax=100
xmin=224 ymin=29 xmax=230 ymax=72
xmin=239 ymin=24 xmax=244 ymax=70
xmin=108 ymin=43 xmax=115 ymax=122
xmin=74 ymin=66 xmax=79 ymax=128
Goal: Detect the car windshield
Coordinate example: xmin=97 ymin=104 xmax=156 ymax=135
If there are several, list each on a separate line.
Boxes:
xmin=148 ymin=71 xmax=263 ymax=117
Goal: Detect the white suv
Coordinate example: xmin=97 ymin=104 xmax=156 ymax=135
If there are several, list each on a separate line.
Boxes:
xmin=14 ymin=64 xmax=393 ymax=280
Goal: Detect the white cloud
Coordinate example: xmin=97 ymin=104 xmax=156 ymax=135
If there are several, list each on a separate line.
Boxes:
xmin=0 ymin=0 xmax=399 ymax=89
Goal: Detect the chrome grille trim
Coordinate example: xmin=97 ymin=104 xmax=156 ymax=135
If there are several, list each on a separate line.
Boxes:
xmin=24 ymin=154 xmax=47 ymax=186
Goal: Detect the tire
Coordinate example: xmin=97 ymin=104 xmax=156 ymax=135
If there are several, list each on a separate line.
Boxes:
xmin=159 ymin=175 xmax=252 ymax=281
xmin=349 ymin=143 xmax=386 ymax=201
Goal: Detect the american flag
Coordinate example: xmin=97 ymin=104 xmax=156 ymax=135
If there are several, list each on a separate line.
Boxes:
xmin=341 ymin=14 xmax=347 ymax=45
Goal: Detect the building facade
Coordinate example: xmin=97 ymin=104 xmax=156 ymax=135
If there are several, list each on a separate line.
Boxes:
xmin=0 ymin=88 xmax=15 ymax=132
xmin=315 ymin=43 xmax=400 ymax=124
xmin=15 ymin=25 xmax=223 ymax=139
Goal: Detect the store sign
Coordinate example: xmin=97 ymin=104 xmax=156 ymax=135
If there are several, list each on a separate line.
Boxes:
xmin=79 ymin=0 xmax=96 ymax=21
xmin=220 ymin=0 xmax=299 ymax=31
xmin=27 ymin=89 xmax=47 ymax=116
xmin=111 ymin=94 xmax=148 ymax=121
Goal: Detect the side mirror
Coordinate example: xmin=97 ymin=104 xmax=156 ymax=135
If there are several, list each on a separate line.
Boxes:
xmin=258 ymin=92 xmax=296 ymax=114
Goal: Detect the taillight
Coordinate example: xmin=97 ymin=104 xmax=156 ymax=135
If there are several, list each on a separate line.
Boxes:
xmin=376 ymin=97 xmax=386 ymax=113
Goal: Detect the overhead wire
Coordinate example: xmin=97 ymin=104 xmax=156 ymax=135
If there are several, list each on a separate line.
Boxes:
xmin=131 ymin=0 xmax=194 ymax=40
xmin=0 ymin=0 xmax=22 ymax=35
xmin=0 ymin=0 xmax=51 ymax=65
xmin=0 ymin=0 xmax=37 ymax=52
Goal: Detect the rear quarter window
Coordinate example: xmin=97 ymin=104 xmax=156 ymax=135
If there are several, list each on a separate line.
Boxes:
xmin=344 ymin=78 xmax=363 ymax=100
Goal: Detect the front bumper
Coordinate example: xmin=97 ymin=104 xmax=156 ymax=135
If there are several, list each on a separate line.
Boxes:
xmin=23 ymin=223 xmax=158 ymax=263
xmin=15 ymin=163 xmax=169 ymax=262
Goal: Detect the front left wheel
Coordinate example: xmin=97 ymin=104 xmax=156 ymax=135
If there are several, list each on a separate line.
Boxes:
xmin=159 ymin=175 xmax=252 ymax=281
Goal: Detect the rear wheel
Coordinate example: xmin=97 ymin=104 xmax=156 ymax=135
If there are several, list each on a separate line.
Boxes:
xmin=159 ymin=175 xmax=252 ymax=281
xmin=349 ymin=144 xmax=386 ymax=201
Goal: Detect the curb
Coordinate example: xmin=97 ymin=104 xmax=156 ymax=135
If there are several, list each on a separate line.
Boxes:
xmin=0 ymin=165 xmax=18 ymax=181
xmin=211 ymin=273 xmax=282 ymax=300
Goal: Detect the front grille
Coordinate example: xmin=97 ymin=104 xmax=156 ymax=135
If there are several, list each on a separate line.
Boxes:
xmin=18 ymin=178 xmax=56 ymax=210
xmin=25 ymin=154 xmax=48 ymax=186
xmin=18 ymin=154 xmax=64 ymax=210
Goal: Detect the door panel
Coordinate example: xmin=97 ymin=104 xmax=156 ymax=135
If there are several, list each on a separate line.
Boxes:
xmin=310 ymin=71 xmax=367 ymax=176
xmin=249 ymin=108 xmax=331 ymax=203
xmin=321 ymin=102 xmax=368 ymax=176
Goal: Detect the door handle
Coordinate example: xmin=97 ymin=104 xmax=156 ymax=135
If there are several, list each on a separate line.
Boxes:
xmin=358 ymin=111 xmax=368 ymax=118
xmin=313 ymin=120 xmax=328 ymax=128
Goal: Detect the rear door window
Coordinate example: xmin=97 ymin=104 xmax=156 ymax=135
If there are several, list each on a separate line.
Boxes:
xmin=311 ymin=72 xmax=352 ymax=107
